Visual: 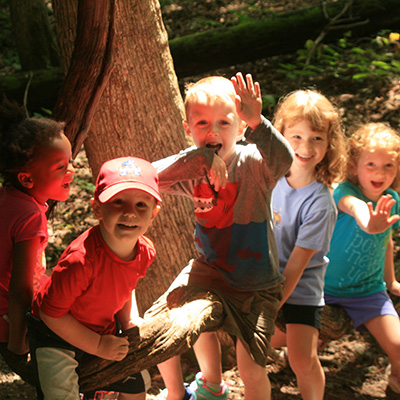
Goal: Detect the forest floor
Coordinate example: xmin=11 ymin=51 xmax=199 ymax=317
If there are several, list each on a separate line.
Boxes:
xmin=1 ymin=0 xmax=400 ymax=399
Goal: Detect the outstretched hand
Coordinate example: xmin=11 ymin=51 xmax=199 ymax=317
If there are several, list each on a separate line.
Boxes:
xmin=365 ymin=194 xmax=400 ymax=234
xmin=231 ymin=72 xmax=262 ymax=130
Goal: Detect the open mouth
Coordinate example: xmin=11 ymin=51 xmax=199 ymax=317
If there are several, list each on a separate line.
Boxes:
xmin=62 ymin=182 xmax=70 ymax=190
xmin=118 ymin=223 xmax=138 ymax=230
xmin=206 ymin=143 xmax=222 ymax=153
xmin=371 ymin=181 xmax=384 ymax=189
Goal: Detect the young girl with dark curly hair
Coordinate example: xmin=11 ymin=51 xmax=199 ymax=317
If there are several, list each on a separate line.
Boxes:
xmin=0 ymin=99 xmax=74 ymax=384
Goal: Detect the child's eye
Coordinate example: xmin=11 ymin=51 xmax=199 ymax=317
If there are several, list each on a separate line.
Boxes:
xmin=112 ymin=199 xmax=124 ymax=206
xmin=136 ymin=202 xmax=148 ymax=208
xmin=313 ymin=136 xmax=324 ymax=141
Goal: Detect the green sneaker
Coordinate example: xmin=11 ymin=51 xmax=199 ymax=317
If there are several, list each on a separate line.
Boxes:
xmin=189 ymin=372 xmax=228 ymax=400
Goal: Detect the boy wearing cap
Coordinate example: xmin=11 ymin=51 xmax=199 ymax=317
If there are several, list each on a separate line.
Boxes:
xmin=27 ymin=157 xmax=164 ymax=400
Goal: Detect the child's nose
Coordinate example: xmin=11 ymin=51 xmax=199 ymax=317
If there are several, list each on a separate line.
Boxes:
xmin=208 ymin=124 xmax=220 ymax=136
xmin=123 ymin=204 xmax=137 ymax=216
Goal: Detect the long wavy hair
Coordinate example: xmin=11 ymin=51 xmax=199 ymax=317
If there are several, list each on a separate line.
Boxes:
xmin=273 ymin=89 xmax=347 ymax=187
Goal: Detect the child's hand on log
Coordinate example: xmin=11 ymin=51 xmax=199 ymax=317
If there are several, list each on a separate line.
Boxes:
xmin=96 ymin=334 xmax=129 ymax=361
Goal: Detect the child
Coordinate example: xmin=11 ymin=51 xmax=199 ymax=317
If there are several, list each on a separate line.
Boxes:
xmin=154 ymin=72 xmax=294 ymax=400
xmin=0 ymin=99 xmax=74 ymax=385
xmin=324 ymin=123 xmax=400 ymax=394
xmin=270 ymin=90 xmax=347 ymax=400
xmin=27 ymin=157 xmax=165 ymax=400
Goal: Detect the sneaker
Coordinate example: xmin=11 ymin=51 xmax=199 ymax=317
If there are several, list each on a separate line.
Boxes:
xmin=160 ymin=383 xmax=197 ymax=400
xmin=189 ymin=372 xmax=229 ymax=400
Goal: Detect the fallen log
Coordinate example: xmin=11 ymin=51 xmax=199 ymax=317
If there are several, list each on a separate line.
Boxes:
xmin=79 ymin=285 xmax=224 ymax=392
xmin=2 ymin=0 xmax=400 ymax=112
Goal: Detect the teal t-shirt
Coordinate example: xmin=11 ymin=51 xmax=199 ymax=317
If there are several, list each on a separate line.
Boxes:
xmin=324 ymin=181 xmax=400 ymax=298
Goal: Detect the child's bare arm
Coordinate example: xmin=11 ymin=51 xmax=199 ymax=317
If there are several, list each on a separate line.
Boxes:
xmin=39 ymin=310 xmax=129 ymax=361
xmin=116 ymin=290 xmax=143 ymax=331
xmin=231 ymin=72 xmax=262 ymax=130
xmin=8 ymin=237 xmax=41 ymax=354
xmin=280 ymin=246 xmax=316 ymax=306
xmin=338 ymin=194 xmax=400 ymax=234
xmin=383 ymin=232 xmax=400 ymax=296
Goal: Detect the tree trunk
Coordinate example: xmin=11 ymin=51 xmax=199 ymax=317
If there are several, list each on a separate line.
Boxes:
xmin=7 ymin=0 xmax=60 ymax=70
xmin=52 ymin=0 xmax=196 ymax=314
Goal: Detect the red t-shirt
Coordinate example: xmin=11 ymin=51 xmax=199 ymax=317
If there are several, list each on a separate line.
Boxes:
xmin=0 ymin=186 xmax=48 ymax=342
xmin=32 ymin=225 xmax=156 ymax=335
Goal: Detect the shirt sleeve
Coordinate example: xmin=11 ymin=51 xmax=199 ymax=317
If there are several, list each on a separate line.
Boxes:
xmin=39 ymin=250 xmax=93 ymax=319
xmin=244 ymin=116 xmax=294 ymax=183
xmin=152 ymin=146 xmax=215 ymax=196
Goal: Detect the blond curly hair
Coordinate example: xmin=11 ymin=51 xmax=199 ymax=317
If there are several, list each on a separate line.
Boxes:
xmin=273 ymin=89 xmax=347 ymax=187
xmin=346 ymin=122 xmax=400 ymax=191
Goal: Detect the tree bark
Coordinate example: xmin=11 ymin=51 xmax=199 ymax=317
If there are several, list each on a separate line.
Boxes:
xmin=7 ymin=0 xmax=60 ymax=70
xmin=79 ymin=285 xmax=225 ymax=392
xmin=52 ymin=0 xmax=196 ymax=314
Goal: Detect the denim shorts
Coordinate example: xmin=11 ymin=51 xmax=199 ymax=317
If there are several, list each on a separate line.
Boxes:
xmin=324 ymin=291 xmax=399 ymax=332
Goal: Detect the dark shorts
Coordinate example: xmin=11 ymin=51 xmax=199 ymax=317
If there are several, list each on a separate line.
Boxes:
xmin=282 ymin=303 xmax=323 ymax=330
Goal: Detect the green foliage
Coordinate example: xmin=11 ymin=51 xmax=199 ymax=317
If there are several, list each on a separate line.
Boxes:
xmin=277 ymin=30 xmax=400 ymax=85
xmin=32 ymin=108 xmax=53 ymax=118
xmin=74 ymin=178 xmax=95 ymax=194
xmin=0 ymin=0 xmax=20 ymax=70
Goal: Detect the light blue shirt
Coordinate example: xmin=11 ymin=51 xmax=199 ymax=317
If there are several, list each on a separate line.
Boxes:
xmin=272 ymin=177 xmax=337 ymax=306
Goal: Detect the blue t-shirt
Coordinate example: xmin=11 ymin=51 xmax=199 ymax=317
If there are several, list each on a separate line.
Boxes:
xmin=272 ymin=177 xmax=337 ymax=306
xmin=324 ymin=181 xmax=400 ymax=297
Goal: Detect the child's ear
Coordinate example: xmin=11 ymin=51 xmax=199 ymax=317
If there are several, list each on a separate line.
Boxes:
xmin=17 ymin=172 xmax=33 ymax=189
xmin=151 ymin=204 xmax=161 ymax=221
xmin=236 ymin=120 xmax=247 ymax=141
xmin=91 ymin=198 xmax=102 ymax=220
xmin=183 ymin=120 xmax=191 ymax=137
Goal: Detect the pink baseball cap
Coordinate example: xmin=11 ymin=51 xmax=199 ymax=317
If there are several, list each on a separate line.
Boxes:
xmin=94 ymin=157 xmax=162 ymax=203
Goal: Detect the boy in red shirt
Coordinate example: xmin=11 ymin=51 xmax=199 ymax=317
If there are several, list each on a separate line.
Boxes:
xmin=27 ymin=157 xmax=192 ymax=400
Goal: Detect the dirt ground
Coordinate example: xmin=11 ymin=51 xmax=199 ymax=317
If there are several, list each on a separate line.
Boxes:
xmin=1 ymin=1 xmax=400 ymax=399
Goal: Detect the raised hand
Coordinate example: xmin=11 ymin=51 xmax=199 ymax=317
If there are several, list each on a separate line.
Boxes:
xmin=231 ymin=72 xmax=262 ymax=130
xmin=365 ymin=194 xmax=400 ymax=234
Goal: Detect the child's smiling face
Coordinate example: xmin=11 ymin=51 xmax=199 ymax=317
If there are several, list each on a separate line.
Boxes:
xmin=284 ymin=119 xmax=329 ymax=178
xmin=184 ymin=100 xmax=244 ymax=161
xmin=355 ymin=147 xmax=399 ymax=201
xmin=25 ymin=133 xmax=74 ymax=205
